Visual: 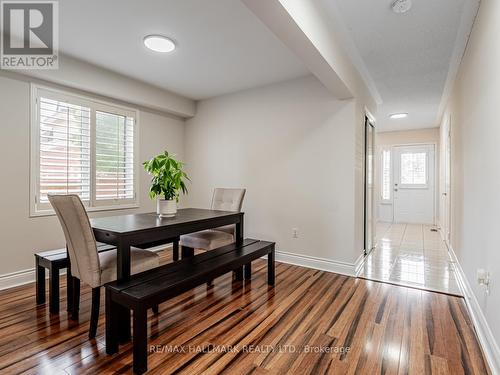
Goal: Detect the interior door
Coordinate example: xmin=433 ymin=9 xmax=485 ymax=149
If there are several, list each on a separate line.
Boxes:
xmin=393 ymin=144 xmax=435 ymax=224
xmin=364 ymin=118 xmax=375 ymax=255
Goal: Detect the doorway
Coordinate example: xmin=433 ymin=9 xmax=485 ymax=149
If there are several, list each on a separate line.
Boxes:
xmin=359 ymin=138 xmax=460 ymax=295
xmin=364 ymin=117 xmax=375 ymax=256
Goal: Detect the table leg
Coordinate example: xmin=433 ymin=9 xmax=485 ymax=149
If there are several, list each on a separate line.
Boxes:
xmin=116 ymin=239 xmax=131 ymax=342
xmin=235 ymin=215 xmax=247 ymax=281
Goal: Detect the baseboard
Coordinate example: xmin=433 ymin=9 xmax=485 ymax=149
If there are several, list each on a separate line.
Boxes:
xmin=445 ymin=239 xmax=500 ymax=375
xmin=275 ymin=250 xmax=358 ymax=277
xmin=0 ymin=268 xmax=38 ymax=291
xmin=0 ymin=244 xmax=171 ymax=292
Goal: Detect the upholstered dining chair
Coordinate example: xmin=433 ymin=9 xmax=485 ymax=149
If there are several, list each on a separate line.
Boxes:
xmin=180 ymin=188 xmax=246 ymax=256
xmin=48 ymin=194 xmax=160 ymax=339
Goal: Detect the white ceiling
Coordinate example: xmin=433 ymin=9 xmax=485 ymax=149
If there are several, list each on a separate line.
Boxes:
xmin=322 ymin=0 xmax=478 ymax=131
xmin=58 ymin=0 xmax=309 ymax=100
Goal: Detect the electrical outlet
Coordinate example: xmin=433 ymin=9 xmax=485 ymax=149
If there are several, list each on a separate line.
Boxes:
xmin=292 ymin=228 xmax=299 ymax=238
xmin=477 ymin=269 xmax=491 ymax=295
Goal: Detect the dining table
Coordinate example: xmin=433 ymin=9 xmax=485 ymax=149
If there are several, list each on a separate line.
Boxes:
xmin=90 ymin=208 xmax=244 ymax=340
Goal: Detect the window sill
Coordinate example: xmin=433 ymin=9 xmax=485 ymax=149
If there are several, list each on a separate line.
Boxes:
xmin=30 ymin=203 xmax=140 ymax=218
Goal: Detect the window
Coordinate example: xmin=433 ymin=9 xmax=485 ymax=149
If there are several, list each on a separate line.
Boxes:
xmin=381 ymin=149 xmax=391 ymax=201
xmin=31 ymin=86 xmax=138 ymax=215
xmin=400 ymin=152 xmax=427 ymax=186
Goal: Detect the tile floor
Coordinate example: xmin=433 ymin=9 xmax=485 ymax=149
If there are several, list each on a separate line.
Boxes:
xmin=358 ymin=222 xmax=462 ymax=296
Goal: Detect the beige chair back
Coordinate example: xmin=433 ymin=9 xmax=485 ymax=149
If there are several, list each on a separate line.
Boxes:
xmin=211 ymin=188 xmax=246 ymax=212
xmin=48 ymin=194 xmax=101 ymax=288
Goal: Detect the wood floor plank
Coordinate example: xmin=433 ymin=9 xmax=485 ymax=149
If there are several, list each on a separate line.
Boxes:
xmin=0 ymin=250 xmax=490 ymax=374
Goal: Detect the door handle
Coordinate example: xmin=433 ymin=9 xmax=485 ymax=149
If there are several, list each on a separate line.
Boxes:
xmin=394 ymin=188 xmax=398 ymax=192
xmin=442 ymin=192 xmax=447 ymax=196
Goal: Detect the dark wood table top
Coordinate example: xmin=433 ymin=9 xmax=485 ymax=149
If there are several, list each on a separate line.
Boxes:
xmin=90 ymin=208 xmax=242 ymax=234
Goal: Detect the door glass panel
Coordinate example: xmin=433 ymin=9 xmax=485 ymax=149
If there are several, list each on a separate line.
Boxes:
xmin=400 ymin=152 xmax=427 ymax=185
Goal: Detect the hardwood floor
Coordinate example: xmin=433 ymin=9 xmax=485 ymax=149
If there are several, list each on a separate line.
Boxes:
xmin=0 ymin=251 xmax=490 ymax=374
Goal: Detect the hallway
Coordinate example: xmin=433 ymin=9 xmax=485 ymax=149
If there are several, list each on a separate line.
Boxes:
xmin=359 ymin=223 xmax=461 ymax=296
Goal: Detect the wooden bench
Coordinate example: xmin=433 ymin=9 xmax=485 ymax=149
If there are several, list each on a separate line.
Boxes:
xmin=105 ymin=238 xmax=275 ymax=374
xmin=35 ymin=239 xmax=180 ymax=314
xmin=35 ymin=243 xmax=116 ymax=313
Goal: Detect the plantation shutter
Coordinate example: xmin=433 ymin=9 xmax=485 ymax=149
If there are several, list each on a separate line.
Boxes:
xmin=95 ymin=110 xmax=135 ymax=203
xmin=38 ymin=96 xmax=91 ymax=204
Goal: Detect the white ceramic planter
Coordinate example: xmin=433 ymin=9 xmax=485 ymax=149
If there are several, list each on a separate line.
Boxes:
xmin=157 ymin=198 xmax=177 ymax=217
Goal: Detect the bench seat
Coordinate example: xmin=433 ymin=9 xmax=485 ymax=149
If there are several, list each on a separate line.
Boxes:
xmin=105 ymin=238 xmax=275 ymax=374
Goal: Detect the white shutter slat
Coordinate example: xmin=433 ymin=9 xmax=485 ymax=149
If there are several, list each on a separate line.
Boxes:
xmin=38 ymin=97 xmax=91 ymax=203
xmin=95 ymin=111 xmax=135 ymax=201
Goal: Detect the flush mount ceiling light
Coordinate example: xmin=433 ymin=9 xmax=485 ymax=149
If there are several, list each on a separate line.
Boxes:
xmin=390 ymin=113 xmax=409 ymax=119
xmin=143 ymin=35 xmax=176 ymax=53
xmin=391 ymin=0 xmax=412 ymax=14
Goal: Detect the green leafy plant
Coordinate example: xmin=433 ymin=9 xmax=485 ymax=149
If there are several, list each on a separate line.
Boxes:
xmin=143 ymin=151 xmax=189 ymax=202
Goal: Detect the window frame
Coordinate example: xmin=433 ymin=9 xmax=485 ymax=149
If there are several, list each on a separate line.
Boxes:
xmin=30 ymin=84 xmax=140 ymax=217
xmin=398 ymin=150 xmax=429 ymax=189
xmin=380 ymin=147 xmax=392 ymax=203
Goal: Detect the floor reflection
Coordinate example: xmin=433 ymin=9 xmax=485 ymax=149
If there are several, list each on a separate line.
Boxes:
xmin=359 ymin=223 xmax=461 ymax=295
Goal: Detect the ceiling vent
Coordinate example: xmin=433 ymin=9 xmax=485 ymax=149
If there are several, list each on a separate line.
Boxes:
xmin=391 ymin=0 xmax=412 ymax=14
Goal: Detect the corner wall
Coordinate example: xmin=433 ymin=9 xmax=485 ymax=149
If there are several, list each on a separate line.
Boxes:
xmin=184 ymin=75 xmax=364 ymax=273
xmin=439 ymin=0 xmax=500 ymax=371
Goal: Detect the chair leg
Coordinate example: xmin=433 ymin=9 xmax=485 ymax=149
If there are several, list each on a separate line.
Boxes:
xmin=49 ymin=266 xmax=60 ymax=313
xmin=36 ymin=260 xmax=46 ymax=305
xmin=152 ymin=305 xmax=159 ymax=314
xmin=89 ymin=287 xmax=100 ymax=339
xmin=133 ymin=307 xmax=148 ymax=374
xmin=66 ymin=247 xmax=73 ymax=312
xmin=71 ymin=277 xmax=80 ymax=320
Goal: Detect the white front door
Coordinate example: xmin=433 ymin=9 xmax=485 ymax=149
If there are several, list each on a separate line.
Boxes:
xmin=393 ymin=144 xmax=435 ymax=224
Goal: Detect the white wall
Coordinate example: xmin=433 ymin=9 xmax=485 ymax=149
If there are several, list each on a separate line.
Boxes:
xmin=0 ymin=74 xmax=185 ymax=278
xmin=439 ymin=0 xmax=500 ymax=370
xmin=184 ymin=75 xmax=363 ymax=268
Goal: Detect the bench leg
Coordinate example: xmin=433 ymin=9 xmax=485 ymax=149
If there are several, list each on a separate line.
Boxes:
xmin=133 ymin=308 xmax=148 ymax=374
xmin=234 ymin=266 xmax=243 ymax=281
xmin=105 ymin=289 xmax=119 ymax=355
xmin=181 ymin=246 xmax=194 ymax=259
xmin=36 ymin=260 xmax=46 ymax=305
xmin=71 ymin=277 xmax=80 ymax=320
xmin=268 ymin=250 xmax=275 ymax=286
xmin=152 ymin=305 xmax=159 ymax=314
xmin=172 ymin=240 xmax=179 ymax=261
xmin=244 ymin=263 xmax=252 ymax=280
xmin=49 ymin=267 xmax=60 ymax=313
xmin=89 ymin=287 xmax=100 ymax=339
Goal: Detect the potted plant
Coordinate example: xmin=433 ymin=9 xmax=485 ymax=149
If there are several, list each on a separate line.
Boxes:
xmin=143 ymin=151 xmax=189 ymax=217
